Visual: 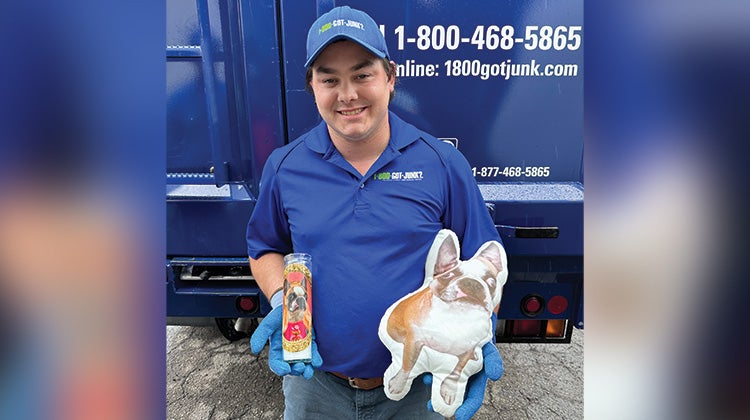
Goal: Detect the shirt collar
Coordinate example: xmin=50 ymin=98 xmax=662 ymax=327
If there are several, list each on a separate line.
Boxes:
xmin=303 ymin=111 xmax=423 ymax=156
xmin=387 ymin=111 xmax=423 ymax=150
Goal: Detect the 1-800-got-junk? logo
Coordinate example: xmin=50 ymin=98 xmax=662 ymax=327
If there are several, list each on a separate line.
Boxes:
xmin=320 ymin=19 xmax=365 ymax=33
xmin=373 ymin=171 xmax=424 ymax=181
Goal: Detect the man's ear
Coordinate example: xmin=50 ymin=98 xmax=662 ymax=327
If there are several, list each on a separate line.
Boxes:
xmin=434 ymin=234 xmax=459 ymax=276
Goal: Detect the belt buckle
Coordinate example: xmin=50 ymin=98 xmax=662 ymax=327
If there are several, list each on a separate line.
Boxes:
xmin=347 ymin=377 xmax=362 ymax=389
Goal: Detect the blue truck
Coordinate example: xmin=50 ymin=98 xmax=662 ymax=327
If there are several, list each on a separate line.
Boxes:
xmin=167 ymin=0 xmax=583 ymax=343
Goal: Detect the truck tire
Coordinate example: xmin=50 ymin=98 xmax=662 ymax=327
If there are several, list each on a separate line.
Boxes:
xmin=214 ymin=317 xmax=257 ymax=341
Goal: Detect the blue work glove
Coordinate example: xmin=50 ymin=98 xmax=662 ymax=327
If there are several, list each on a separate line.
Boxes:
xmin=424 ymin=313 xmax=504 ymax=420
xmin=249 ymin=306 xmax=323 ymax=379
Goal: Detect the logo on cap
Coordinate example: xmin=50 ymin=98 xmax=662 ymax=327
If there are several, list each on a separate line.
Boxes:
xmin=320 ymin=19 xmax=365 ymax=34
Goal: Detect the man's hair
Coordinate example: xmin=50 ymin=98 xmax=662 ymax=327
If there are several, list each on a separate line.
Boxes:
xmin=305 ymin=57 xmax=397 ymax=102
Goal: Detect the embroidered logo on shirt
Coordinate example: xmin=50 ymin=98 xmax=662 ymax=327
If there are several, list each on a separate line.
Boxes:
xmin=373 ymin=171 xmax=424 ymax=181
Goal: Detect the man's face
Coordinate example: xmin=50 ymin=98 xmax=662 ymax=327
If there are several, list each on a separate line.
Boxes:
xmin=309 ymin=40 xmax=394 ymax=145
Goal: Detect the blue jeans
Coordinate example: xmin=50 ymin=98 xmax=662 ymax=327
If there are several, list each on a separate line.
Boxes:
xmin=282 ymin=370 xmax=443 ymax=419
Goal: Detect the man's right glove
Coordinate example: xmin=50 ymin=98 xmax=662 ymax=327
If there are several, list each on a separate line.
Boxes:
xmin=249 ymin=306 xmax=323 ymax=379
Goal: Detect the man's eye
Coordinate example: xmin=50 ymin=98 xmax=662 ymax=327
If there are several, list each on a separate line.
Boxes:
xmin=322 ymin=79 xmax=336 ymax=84
xmin=356 ymin=74 xmax=370 ymax=80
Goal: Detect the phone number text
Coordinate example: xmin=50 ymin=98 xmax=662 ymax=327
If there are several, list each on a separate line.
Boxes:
xmin=472 ymin=166 xmax=551 ymax=178
xmin=390 ymin=25 xmax=582 ymax=51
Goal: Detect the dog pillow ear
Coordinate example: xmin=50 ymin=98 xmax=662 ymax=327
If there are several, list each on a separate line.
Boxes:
xmin=423 ymin=229 xmax=459 ymax=285
xmin=473 ymin=240 xmax=508 ymax=308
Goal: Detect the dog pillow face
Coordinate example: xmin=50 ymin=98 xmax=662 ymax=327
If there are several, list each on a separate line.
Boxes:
xmin=378 ymin=229 xmax=508 ymax=417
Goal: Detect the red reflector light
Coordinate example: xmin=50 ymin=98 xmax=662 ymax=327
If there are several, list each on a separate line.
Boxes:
xmin=521 ymin=295 xmax=544 ymax=317
xmin=524 ymin=297 xmax=541 ymax=313
xmin=547 ymin=295 xmax=568 ymax=315
xmin=237 ymin=296 xmax=257 ymax=313
xmin=512 ymin=320 xmax=542 ymax=336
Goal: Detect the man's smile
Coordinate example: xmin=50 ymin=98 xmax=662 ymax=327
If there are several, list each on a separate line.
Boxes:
xmin=338 ymin=107 xmax=366 ymax=116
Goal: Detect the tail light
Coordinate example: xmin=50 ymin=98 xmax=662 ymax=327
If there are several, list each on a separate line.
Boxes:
xmin=545 ymin=319 xmax=567 ymax=337
xmin=236 ymin=296 xmax=259 ymax=314
xmin=512 ymin=320 xmax=542 ymax=336
xmin=547 ymin=295 xmax=568 ymax=315
xmin=496 ymin=292 xmax=575 ymax=343
xmin=521 ymin=294 xmax=544 ymax=317
xmin=499 ymin=319 xmax=572 ymax=342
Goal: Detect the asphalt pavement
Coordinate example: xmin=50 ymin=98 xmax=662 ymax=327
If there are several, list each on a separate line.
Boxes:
xmin=167 ymin=324 xmax=582 ymax=419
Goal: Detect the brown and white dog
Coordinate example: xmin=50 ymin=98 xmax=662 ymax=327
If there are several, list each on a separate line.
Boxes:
xmin=285 ymin=285 xmax=308 ymax=323
xmin=283 ymin=284 xmax=311 ymax=342
xmin=379 ymin=229 xmax=507 ymax=416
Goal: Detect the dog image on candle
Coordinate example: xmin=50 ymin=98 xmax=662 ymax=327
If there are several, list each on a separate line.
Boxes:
xmin=379 ymin=229 xmax=507 ymax=418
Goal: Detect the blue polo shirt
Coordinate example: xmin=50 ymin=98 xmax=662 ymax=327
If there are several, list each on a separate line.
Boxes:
xmin=246 ymin=111 xmax=500 ymax=378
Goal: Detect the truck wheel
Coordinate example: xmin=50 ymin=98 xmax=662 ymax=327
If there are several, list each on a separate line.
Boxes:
xmin=214 ymin=317 xmax=257 ymax=341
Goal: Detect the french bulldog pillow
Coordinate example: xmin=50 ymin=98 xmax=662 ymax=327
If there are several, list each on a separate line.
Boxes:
xmin=378 ymin=229 xmax=507 ymax=418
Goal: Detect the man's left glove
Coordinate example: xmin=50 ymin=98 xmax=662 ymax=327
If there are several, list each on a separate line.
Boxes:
xmin=249 ymin=306 xmax=323 ymax=379
xmin=424 ymin=313 xmax=504 ymax=420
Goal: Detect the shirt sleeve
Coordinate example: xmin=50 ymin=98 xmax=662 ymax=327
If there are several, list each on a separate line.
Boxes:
xmin=441 ymin=146 xmax=503 ymax=259
xmin=246 ymin=151 xmax=293 ymax=259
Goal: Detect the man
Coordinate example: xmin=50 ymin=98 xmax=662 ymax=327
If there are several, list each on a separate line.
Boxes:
xmin=247 ymin=6 xmax=503 ymax=419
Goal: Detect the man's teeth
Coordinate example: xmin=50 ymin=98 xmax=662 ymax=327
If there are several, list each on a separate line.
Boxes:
xmin=340 ymin=108 xmax=364 ymax=116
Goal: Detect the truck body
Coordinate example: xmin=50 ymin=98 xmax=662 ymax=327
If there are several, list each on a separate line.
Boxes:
xmin=167 ymin=0 xmax=583 ymax=343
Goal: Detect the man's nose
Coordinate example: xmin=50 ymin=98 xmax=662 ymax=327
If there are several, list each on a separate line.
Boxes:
xmin=337 ymin=81 xmax=357 ymax=103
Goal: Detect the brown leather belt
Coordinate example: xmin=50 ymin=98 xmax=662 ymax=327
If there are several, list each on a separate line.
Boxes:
xmin=327 ymin=372 xmax=383 ymax=390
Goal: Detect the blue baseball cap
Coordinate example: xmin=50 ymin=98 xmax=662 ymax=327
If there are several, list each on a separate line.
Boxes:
xmin=304 ymin=6 xmax=389 ymax=68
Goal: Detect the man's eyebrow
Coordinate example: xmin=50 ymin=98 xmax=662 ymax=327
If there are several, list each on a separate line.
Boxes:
xmin=350 ymin=59 xmax=375 ymax=72
xmin=315 ymin=65 xmax=336 ymax=74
